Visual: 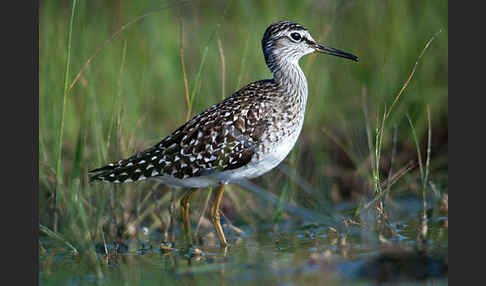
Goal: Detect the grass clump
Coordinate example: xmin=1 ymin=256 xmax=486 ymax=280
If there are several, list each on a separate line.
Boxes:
xmin=39 ymin=0 xmax=448 ymax=261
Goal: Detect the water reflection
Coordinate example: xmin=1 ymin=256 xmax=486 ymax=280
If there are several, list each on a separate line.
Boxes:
xmin=40 ymin=198 xmax=448 ymax=285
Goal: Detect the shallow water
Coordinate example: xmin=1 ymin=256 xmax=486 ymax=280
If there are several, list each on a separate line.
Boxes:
xmin=40 ymin=197 xmax=448 ymax=285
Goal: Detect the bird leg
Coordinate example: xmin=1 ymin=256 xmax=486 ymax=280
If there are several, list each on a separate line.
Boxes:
xmin=210 ymin=184 xmax=228 ymax=247
xmin=180 ymin=189 xmax=198 ymax=247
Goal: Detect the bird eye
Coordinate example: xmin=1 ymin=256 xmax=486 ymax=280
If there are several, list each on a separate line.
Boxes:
xmin=290 ymin=32 xmax=302 ymax=42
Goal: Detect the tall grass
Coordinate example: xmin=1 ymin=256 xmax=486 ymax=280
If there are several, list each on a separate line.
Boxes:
xmin=40 ymin=0 xmax=448 ymax=256
xmin=52 ymin=0 xmax=77 ymax=233
xmin=352 ymin=30 xmax=441 ymax=222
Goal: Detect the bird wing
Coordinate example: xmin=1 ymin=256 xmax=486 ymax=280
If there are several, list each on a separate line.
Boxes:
xmin=89 ymin=80 xmax=277 ymax=183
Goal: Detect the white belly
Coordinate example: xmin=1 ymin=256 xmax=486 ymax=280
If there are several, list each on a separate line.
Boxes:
xmin=152 ymin=128 xmax=302 ymax=189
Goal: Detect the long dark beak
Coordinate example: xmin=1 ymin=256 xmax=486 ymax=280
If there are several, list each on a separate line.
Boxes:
xmin=311 ymin=42 xmax=359 ymax=62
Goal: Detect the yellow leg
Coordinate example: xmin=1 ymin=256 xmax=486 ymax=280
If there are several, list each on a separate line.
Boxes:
xmin=180 ymin=189 xmax=198 ymax=247
xmin=210 ymin=184 xmax=228 ymax=247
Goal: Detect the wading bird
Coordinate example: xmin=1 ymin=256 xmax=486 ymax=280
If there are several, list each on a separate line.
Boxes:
xmin=89 ymin=21 xmax=358 ymax=248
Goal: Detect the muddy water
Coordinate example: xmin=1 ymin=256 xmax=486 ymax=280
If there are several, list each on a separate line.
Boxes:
xmin=40 ymin=197 xmax=447 ymax=285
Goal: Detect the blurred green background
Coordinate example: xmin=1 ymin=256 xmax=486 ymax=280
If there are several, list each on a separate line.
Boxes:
xmin=39 ymin=0 xmax=448 ymax=248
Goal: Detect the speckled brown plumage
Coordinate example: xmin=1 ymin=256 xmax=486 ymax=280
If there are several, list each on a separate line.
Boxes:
xmin=89 ymin=21 xmax=358 ymax=188
xmin=89 ymin=78 xmax=303 ymax=184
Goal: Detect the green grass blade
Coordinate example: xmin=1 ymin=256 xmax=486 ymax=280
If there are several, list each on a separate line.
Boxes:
xmin=68 ymin=126 xmax=85 ymax=186
xmin=40 ymin=224 xmax=78 ymax=255
xmin=236 ymin=39 xmax=249 ymax=89
xmin=55 ymin=0 xmax=77 ymax=185
xmin=406 ymin=114 xmax=424 ymax=183
xmin=424 ymin=105 xmax=432 ymax=190
xmin=187 ymin=31 xmax=216 ymax=117
xmin=386 ymin=30 xmax=442 ymax=121
xmin=273 ymin=184 xmax=289 ymax=223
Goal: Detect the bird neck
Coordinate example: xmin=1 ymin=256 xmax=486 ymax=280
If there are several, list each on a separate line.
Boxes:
xmin=265 ymin=51 xmax=308 ymax=92
xmin=273 ymin=60 xmax=307 ymax=87
xmin=267 ymin=55 xmax=308 ymax=110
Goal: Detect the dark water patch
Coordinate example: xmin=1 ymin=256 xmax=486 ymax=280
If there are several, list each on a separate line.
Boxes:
xmin=40 ymin=197 xmax=448 ymax=285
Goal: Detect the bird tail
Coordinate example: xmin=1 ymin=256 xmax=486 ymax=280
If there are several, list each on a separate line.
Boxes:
xmin=88 ymin=147 xmax=161 ymax=183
